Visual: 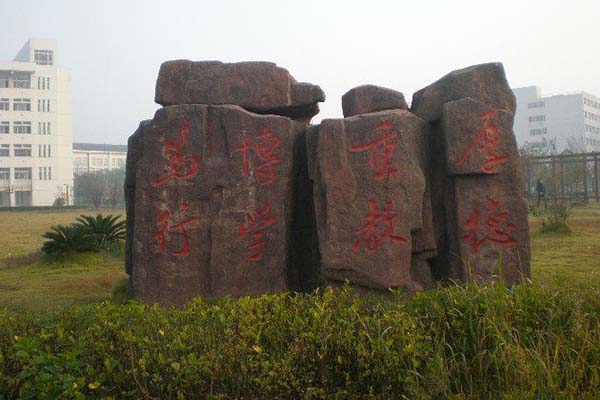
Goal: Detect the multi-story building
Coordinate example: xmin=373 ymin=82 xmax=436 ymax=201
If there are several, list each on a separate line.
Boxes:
xmin=513 ymin=86 xmax=600 ymax=154
xmin=73 ymin=143 xmax=127 ymax=175
xmin=0 ymin=38 xmax=73 ymax=207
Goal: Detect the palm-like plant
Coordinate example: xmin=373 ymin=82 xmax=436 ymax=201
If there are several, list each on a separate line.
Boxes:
xmin=76 ymin=214 xmax=126 ymax=250
xmin=41 ymin=225 xmax=96 ymax=255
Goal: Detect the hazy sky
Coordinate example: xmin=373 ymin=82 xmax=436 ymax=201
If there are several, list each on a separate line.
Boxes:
xmin=2 ymin=0 xmax=598 ymax=144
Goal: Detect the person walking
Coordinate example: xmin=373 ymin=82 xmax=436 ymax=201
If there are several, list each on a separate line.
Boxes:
xmin=536 ymin=179 xmax=547 ymax=208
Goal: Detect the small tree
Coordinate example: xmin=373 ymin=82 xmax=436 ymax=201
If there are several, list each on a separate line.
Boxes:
xmin=75 ymin=171 xmax=106 ymax=208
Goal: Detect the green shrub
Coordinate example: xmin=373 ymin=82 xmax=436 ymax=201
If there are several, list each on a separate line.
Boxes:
xmin=76 ymin=214 xmax=126 ymax=251
xmin=0 ymin=284 xmax=598 ymax=399
xmin=541 ymin=203 xmax=572 ymax=234
xmin=41 ymin=225 xmax=96 ymax=257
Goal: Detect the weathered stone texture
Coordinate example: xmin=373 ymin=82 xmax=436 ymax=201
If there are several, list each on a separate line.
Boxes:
xmin=127 ymin=104 xmax=304 ymax=305
xmin=155 ymin=60 xmax=325 ymax=120
xmin=411 ymin=62 xmax=516 ymax=122
xmin=307 ymin=110 xmax=435 ymax=291
xmin=342 ymin=85 xmax=408 ymax=117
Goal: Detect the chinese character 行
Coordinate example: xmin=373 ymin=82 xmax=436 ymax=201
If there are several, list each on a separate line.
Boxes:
xmin=151 ymin=122 xmax=201 ymax=187
xmin=153 ymin=202 xmax=200 ymax=257
xmin=236 ymin=129 xmax=282 ymax=185
xmin=352 ymin=199 xmax=407 ymax=253
xmin=455 ymin=110 xmax=509 ymax=173
xmin=462 ymin=197 xmax=518 ymax=254
xmin=349 ymin=120 xmax=399 ymax=181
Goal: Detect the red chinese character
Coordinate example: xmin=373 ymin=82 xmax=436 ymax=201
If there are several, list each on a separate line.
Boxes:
xmin=238 ymin=203 xmax=276 ymax=261
xmin=236 ymin=129 xmax=282 ymax=185
xmin=456 ymin=110 xmax=509 ymax=173
xmin=352 ymin=199 xmax=407 ymax=253
xmin=462 ymin=198 xmax=518 ymax=254
xmin=349 ymin=120 xmax=399 ymax=181
xmin=153 ymin=202 xmax=200 ymax=257
xmin=151 ymin=122 xmax=201 ymax=187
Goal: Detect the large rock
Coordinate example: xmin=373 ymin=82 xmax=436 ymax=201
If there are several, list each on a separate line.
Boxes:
xmin=155 ymin=60 xmax=325 ymax=121
xmin=307 ymin=110 xmax=435 ymax=291
xmin=433 ymin=98 xmax=530 ymax=284
xmin=342 ymin=85 xmax=408 ymax=117
xmin=126 ymin=104 xmax=306 ymax=305
xmin=411 ymin=63 xmax=516 ymax=122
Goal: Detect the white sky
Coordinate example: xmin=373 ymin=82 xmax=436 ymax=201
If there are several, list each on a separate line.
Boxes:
xmin=1 ymin=0 xmax=599 ymax=144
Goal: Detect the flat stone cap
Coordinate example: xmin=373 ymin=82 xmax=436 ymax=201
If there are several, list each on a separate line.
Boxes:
xmin=155 ymin=60 xmax=325 ymax=119
xmin=410 ymin=62 xmax=516 ymax=122
xmin=342 ymin=85 xmax=408 ymax=117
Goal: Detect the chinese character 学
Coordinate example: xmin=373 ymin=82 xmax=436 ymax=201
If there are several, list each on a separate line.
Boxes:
xmin=349 ymin=120 xmax=399 ymax=181
xmin=151 ymin=122 xmax=201 ymax=187
xmin=462 ymin=198 xmax=518 ymax=254
xmin=353 ymin=199 xmax=407 ymax=253
xmin=153 ymin=202 xmax=200 ymax=257
xmin=455 ymin=110 xmax=509 ymax=173
xmin=236 ymin=128 xmax=282 ymax=185
xmin=238 ymin=203 xmax=276 ymax=261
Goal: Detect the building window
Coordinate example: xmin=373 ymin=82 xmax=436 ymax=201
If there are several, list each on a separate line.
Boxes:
xmin=13 ymin=144 xmax=32 ymax=157
xmin=528 ymin=101 xmax=545 ymax=108
xmin=0 ymin=144 xmax=9 ymax=157
xmin=47 ymin=122 xmax=51 ymax=135
xmin=48 ymin=167 xmax=52 ymax=180
xmin=14 ymin=168 xmax=32 ymax=180
xmin=48 ymin=145 xmax=51 ymax=157
xmin=0 ymin=75 xmax=8 ymax=88
xmin=0 ymin=99 xmax=9 ymax=111
xmin=47 ymin=100 xmax=50 ymax=112
xmin=13 ymin=73 xmax=31 ymax=89
xmin=0 ymin=168 xmax=9 ymax=180
xmin=529 ymin=128 xmax=547 ymax=135
xmin=34 ymin=50 xmax=54 ymax=66
xmin=13 ymin=121 xmax=32 ymax=134
xmin=529 ymin=115 xmax=546 ymax=122
xmin=13 ymin=98 xmax=31 ymax=112
xmin=39 ymin=167 xmax=42 ymax=180
xmin=46 ymin=77 xmax=50 ymax=90
xmin=0 ymin=121 xmax=8 ymax=134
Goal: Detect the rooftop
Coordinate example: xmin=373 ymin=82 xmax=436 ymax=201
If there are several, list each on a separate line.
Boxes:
xmin=73 ymin=143 xmax=127 ymax=153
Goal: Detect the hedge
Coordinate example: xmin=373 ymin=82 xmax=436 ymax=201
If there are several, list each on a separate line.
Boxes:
xmin=1 ymin=283 xmax=598 ymax=399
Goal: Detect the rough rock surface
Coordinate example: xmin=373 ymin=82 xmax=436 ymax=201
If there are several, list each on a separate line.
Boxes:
xmin=307 ymin=110 xmax=435 ymax=291
xmin=342 ymin=85 xmax=408 ymax=117
xmin=411 ymin=63 xmax=516 ymax=122
xmin=126 ymin=104 xmax=305 ymax=305
xmin=155 ymin=60 xmax=325 ymax=121
xmin=432 ymin=98 xmax=530 ymax=284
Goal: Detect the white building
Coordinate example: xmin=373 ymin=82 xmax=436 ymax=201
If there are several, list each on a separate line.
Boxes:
xmin=513 ymin=86 xmax=600 ymax=154
xmin=0 ymin=38 xmax=73 ymax=207
xmin=73 ymin=143 xmax=127 ymax=175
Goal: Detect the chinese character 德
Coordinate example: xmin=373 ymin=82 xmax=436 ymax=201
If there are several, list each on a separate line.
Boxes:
xmin=153 ymin=202 xmax=200 ymax=257
xmin=238 ymin=203 xmax=276 ymax=261
xmin=462 ymin=197 xmax=518 ymax=254
xmin=352 ymin=199 xmax=407 ymax=253
xmin=151 ymin=122 xmax=201 ymax=187
xmin=349 ymin=120 xmax=399 ymax=181
xmin=236 ymin=128 xmax=282 ymax=185
xmin=455 ymin=110 xmax=509 ymax=173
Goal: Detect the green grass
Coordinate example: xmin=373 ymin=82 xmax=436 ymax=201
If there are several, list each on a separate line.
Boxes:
xmin=0 ymin=206 xmax=598 ymax=398
xmin=0 ymin=209 xmax=127 ymax=311
xmin=529 ymin=203 xmax=600 ymax=289
xmin=1 ymin=204 xmax=599 ymax=311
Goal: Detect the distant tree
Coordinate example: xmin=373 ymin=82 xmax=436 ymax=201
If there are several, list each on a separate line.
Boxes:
xmin=75 ymin=172 xmax=105 ymax=208
xmin=105 ymin=169 xmax=126 ymax=208
xmin=74 ymin=169 xmax=126 ymax=208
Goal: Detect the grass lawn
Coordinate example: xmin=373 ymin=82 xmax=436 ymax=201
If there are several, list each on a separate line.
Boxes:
xmin=0 ymin=208 xmax=127 ymax=311
xmin=0 ymin=204 xmax=599 ymax=311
